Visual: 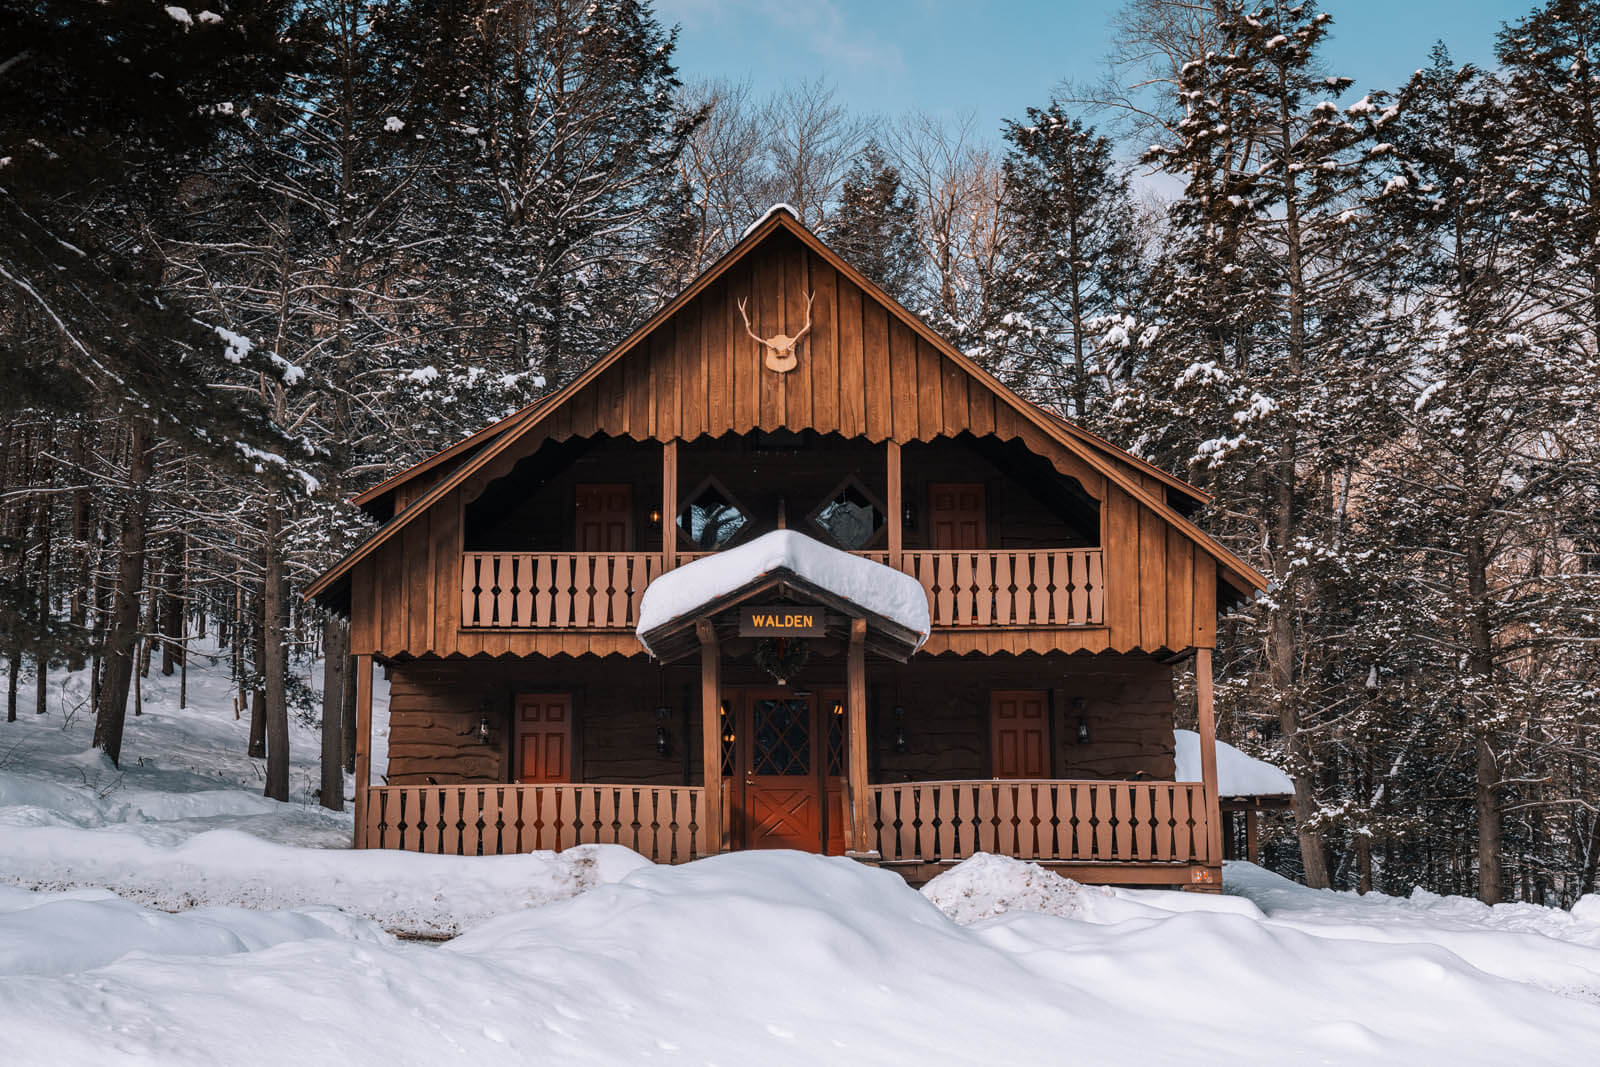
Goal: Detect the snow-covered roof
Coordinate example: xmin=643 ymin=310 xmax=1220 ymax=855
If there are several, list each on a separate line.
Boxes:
xmin=1174 ymin=729 xmax=1295 ymax=796
xmin=740 ymin=202 xmax=799 ymax=239
xmin=636 ymin=530 xmax=931 ymax=656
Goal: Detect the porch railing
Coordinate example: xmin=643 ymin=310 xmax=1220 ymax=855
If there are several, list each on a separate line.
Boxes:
xmin=869 ymin=779 xmax=1209 ymax=865
xmin=461 ymin=547 xmax=1103 ymax=630
xmin=361 ymin=783 xmax=706 ymax=862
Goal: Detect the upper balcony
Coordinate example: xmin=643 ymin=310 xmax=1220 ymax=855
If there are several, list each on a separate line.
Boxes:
xmin=459 ymin=546 xmax=1104 ymax=631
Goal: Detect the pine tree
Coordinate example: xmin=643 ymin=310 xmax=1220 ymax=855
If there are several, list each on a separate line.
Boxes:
xmin=997 ymin=104 xmax=1144 ymax=417
xmin=831 ymin=141 xmax=920 ymax=304
xmin=421 ymin=0 xmax=698 ymax=389
xmin=1135 ymin=1 xmax=1404 ymax=887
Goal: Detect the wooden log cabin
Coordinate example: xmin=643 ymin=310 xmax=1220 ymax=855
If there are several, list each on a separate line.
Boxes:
xmin=307 ymin=207 xmax=1267 ymax=889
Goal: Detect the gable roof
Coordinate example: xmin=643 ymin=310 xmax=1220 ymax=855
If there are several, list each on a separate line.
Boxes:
xmin=308 ymin=208 xmax=1266 ymax=604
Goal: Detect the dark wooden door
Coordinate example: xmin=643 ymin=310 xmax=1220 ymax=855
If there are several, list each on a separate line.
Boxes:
xmin=574 ymin=484 xmax=632 ymax=551
xmin=991 ymin=690 xmax=1049 ymax=779
xmin=515 ymin=693 xmax=572 ymax=783
xmin=929 ymin=483 xmax=986 ymax=549
xmin=725 ymin=689 xmax=843 ymax=853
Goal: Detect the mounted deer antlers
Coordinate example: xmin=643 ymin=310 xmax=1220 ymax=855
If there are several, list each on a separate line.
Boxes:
xmin=737 ymin=291 xmax=814 ymax=373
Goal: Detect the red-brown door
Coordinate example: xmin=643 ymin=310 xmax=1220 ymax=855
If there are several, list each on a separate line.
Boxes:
xmin=725 ymin=689 xmax=842 ymax=853
xmin=991 ymin=690 xmax=1049 ymax=779
xmin=575 ymin=484 xmax=632 ymax=551
xmin=929 ymin=483 xmax=987 ymax=549
xmin=515 ymin=693 xmax=572 ymax=783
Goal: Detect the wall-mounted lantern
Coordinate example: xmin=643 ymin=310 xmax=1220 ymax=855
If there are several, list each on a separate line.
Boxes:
xmin=647 ymin=506 xmax=663 ymax=530
xmin=892 ymin=704 xmax=908 ymax=754
xmin=477 ymin=716 xmax=491 ymax=745
xmin=1071 ymin=697 xmax=1089 ymax=744
xmin=902 ymin=503 xmax=917 ymax=529
xmin=654 ymin=705 xmax=672 ymax=757
xmin=831 ymin=700 xmax=844 ymax=718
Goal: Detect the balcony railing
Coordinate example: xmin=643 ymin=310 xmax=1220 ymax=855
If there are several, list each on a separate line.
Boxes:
xmin=461 ymin=547 xmax=1103 ymax=630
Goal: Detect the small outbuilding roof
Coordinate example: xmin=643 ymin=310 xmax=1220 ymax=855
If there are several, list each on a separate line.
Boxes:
xmin=636 ymin=530 xmax=931 ymax=662
xmin=1174 ymin=730 xmax=1295 ymax=797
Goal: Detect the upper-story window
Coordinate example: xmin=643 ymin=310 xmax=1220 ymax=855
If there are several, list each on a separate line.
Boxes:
xmin=678 ymin=476 xmax=750 ymax=551
xmin=808 ymin=475 xmax=885 ymax=551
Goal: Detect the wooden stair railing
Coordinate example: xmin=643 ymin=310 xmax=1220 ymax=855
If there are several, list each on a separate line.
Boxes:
xmin=869 ymin=780 xmax=1209 ymax=865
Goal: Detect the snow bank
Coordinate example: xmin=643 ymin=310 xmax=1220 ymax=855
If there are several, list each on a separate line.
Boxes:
xmin=4 ymin=852 xmax=1600 ymax=1065
xmin=1175 ymin=728 xmax=1295 ymax=795
xmin=0 ymin=825 xmax=646 ymax=939
xmin=0 ymin=886 xmax=385 ymax=977
xmin=637 ymin=529 xmax=931 ymax=652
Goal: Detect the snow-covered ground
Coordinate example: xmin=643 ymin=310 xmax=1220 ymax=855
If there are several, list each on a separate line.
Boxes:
xmin=3 ymin=654 xmax=1600 ymax=1063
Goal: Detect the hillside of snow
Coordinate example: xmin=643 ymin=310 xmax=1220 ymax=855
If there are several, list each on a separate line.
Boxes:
xmin=2 ymin=655 xmax=1599 ymax=1063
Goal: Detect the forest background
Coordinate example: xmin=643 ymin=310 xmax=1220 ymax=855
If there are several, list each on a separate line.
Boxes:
xmin=2 ymin=0 xmax=1598 ymax=907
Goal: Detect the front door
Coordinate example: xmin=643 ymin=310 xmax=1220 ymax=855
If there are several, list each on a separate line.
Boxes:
xmin=574 ymin=484 xmax=632 ymax=551
xmin=929 ymin=482 xmax=987 ymax=548
xmin=515 ymin=693 xmax=572 ymax=783
xmin=725 ymin=688 xmax=844 ymax=853
xmin=991 ymin=690 xmax=1049 ymax=779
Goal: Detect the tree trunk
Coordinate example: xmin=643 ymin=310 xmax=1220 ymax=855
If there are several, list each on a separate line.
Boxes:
xmin=1465 ymin=534 xmax=1502 ymax=905
xmin=92 ymin=419 xmax=152 ymax=767
xmin=247 ymin=589 xmax=266 ymax=758
xmin=35 ymin=494 xmax=52 ymax=715
xmin=262 ymin=499 xmax=289 ymax=802
xmin=67 ymin=422 xmax=88 ymax=670
xmin=319 ymin=614 xmax=348 ymax=811
xmin=161 ymin=533 xmax=184 ymax=675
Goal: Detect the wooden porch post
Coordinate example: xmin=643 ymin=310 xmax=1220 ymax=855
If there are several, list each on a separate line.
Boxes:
xmin=352 ymin=654 xmax=373 ymax=848
xmin=1196 ymin=647 xmax=1224 ymax=868
xmin=885 ymin=441 xmax=902 ymax=571
xmin=845 ymin=618 xmax=874 ymax=857
xmin=1246 ymin=808 xmax=1261 ymax=864
xmin=662 ymin=440 xmax=678 ymax=571
xmin=697 ymin=619 xmax=721 ymax=855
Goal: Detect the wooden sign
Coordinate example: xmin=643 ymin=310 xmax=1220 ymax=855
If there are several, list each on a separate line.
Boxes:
xmin=738 ymin=605 xmax=826 ymax=637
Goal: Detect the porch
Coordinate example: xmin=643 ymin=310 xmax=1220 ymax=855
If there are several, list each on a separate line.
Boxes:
xmin=357 ymin=777 xmax=1214 ymax=886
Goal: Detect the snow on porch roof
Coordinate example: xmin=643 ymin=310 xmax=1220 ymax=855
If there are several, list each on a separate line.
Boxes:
xmin=1174 ymin=730 xmax=1295 ymax=797
xmin=636 ymin=531 xmax=931 ymax=659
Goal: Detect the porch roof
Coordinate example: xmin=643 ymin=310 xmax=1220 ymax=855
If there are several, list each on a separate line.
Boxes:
xmin=636 ymin=530 xmax=930 ymax=663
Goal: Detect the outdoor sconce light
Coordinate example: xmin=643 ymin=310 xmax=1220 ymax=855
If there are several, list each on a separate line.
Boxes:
xmin=902 ymin=503 xmax=916 ymax=528
xmin=831 ymin=701 xmax=844 ymax=717
xmin=654 ymin=705 xmax=672 ymax=757
xmin=647 ymin=506 xmax=663 ymax=529
xmin=477 ymin=716 xmax=491 ymax=745
xmin=892 ymin=704 xmax=908 ymax=754
xmin=1070 ymin=697 xmax=1089 ymax=745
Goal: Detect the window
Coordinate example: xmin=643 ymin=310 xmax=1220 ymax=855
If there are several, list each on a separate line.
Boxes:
xmin=677 ymin=476 xmax=750 ymax=551
xmin=808 ymin=475 xmax=885 ymax=550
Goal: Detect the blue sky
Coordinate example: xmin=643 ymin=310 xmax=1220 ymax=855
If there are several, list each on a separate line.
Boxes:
xmin=653 ymin=0 xmax=1528 ymax=138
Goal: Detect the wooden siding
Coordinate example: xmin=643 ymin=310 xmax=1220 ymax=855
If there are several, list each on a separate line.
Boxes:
xmin=344 ymin=231 xmax=1227 ymax=659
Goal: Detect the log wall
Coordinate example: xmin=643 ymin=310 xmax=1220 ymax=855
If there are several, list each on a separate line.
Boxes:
xmin=383 ymin=652 xmax=1176 ymax=787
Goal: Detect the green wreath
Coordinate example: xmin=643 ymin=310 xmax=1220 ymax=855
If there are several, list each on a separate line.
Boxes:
xmin=752 ymin=637 xmax=811 ymax=685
